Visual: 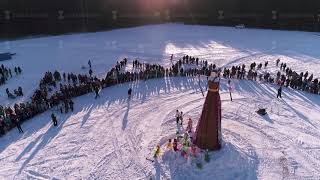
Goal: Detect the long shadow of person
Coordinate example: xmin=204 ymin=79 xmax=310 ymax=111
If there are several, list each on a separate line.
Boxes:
xmin=16 ymin=112 xmax=71 ymax=175
xmin=153 ymin=158 xmax=161 ymax=180
xmin=262 ymin=113 xmax=273 ymax=124
xmin=122 ymin=98 xmax=131 ymax=130
xmin=81 ymin=104 xmax=95 ymax=127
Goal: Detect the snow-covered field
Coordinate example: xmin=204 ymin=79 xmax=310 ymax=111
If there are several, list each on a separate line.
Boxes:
xmin=1 ymin=24 xmax=320 ymax=180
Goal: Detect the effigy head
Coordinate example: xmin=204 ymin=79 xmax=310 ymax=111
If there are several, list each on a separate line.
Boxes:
xmin=210 ymin=71 xmax=217 ymax=78
xmin=211 ymin=69 xmax=221 ymax=78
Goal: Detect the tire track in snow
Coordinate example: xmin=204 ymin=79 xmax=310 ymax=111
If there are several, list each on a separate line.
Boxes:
xmin=87 ymin=99 xmax=155 ymax=179
xmin=86 ymin=104 xmax=128 ymax=179
xmin=225 ymin=83 xmax=320 ymax=179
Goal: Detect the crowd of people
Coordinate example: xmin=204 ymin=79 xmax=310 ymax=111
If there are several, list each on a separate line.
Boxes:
xmin=104 ymin=59 xmax=166 ymax=85
xmin=5 ymin=86 xmax=23 ymax=99
xmin=0 ymin=68 xmax=99 ymax=136
xmin=220 ymin=59 xmax=320 ymax=95
xmin=0 ymin=59 xmax=169 ymax=136
xmin=0 ymin=64 xmax=22 ymax=86
xmin=169 ymin=56 xmax=212 ymax=77
xmin=1 ymin=55 xmax=319 ymax=137
xmin=171 ymin=55 xmax=320 ymax=95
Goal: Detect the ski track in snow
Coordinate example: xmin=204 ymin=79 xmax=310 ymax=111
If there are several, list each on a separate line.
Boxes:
xmin=1 ymin=24 xmax=320 ymax=179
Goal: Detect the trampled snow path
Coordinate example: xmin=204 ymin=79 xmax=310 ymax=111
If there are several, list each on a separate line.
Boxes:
xmin=1 ymin=24 xmax=320 ymax=179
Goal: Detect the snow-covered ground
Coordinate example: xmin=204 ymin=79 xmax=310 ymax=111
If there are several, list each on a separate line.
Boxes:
xmin=1 ymin=24 xmax=320 ymax=179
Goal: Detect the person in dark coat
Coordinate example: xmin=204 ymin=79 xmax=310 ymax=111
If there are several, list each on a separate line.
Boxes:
xmin=18 ymin=87 xmax=23 ymax=96
xmin=94 ymin=86 xmax=100 ymax=99
xmin=51 ymin=113 xmax=58 ymax=126
xmin=16 ymin=119 xmax=23 ymax=133
xmin=64 ymin=100 xmax=69 ymax=113
xmin=277 ymin=86 xmax=282 ymax=98
xmin=60 ymin=104 xmax=63 ymax=114
xmin=17 ymin=67 xmax=22 ymax=74
xmin=175 ymin=110 xmax=180 ymax=124
xmin=14 ymin=67 xmax=18 ymax=75
xmin=6 ymin=88 xmax=9 ymax=96
xmin=88 ymin=60 xmax=92 ymax=68
xmin=69 ymin=99 xmax=74 ymax=112
xmin=128 ymin=88 xmax=132 ymax=98
xmin=0 ymin=122 xmax=5 ymax=135
xmin=276 ymin=59 xmax=280 ymax=66
xmin=228 ymin=79 xmax=233 ymax=101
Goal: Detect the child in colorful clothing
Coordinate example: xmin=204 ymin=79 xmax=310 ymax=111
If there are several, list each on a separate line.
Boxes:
xmin=186 ymin=118 xmax=193 ymax=133
xmin=154 ymin=145 xmax=161 ymax=158
xmin=166 ymin=139 xmax=173 ymax=151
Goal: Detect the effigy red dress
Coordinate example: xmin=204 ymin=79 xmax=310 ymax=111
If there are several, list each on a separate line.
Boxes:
xmin=194 ymin=78 xmax=222 ymax=150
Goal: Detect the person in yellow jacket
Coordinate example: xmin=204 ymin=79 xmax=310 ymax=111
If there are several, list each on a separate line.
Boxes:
xmin=154 ymin=145 xmax=161 ymax=158
xmin=166 ymin=139 xmax=173 ymax=151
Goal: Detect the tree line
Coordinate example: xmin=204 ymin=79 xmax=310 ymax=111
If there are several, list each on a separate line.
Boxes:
xmin=0 ymin=0 xmax=319 ymax=39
